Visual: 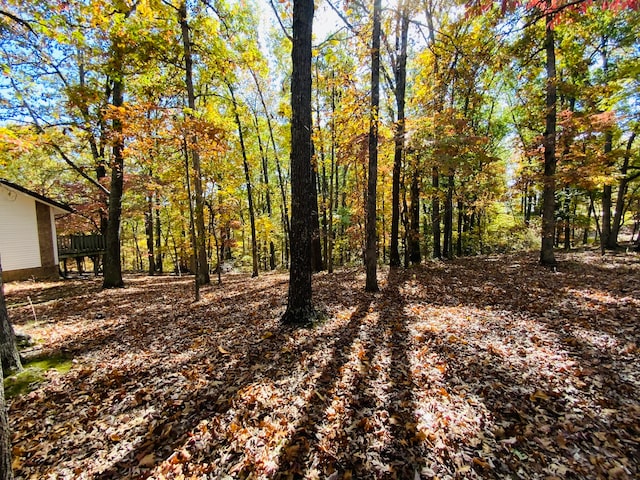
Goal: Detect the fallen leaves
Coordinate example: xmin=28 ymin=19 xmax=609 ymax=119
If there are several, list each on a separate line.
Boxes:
xmin=3 ymin=250 xmax=640 ymax=479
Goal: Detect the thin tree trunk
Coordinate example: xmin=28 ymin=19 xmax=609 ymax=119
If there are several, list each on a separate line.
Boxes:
xmin=443 ymin=174 xmax=454 ymax=260
xmin=282 ymin=0 xmax=316 ymax=325
xmin=390 ymin=5 xmax=409 ymax=268
xmin=179 ymin=1 xmax=209 ymax=285
xmin=540 ymin=1 xmax=558 ymax=267
xmin=602 ymin=130 xmax=614 ymax=252
xmin=228 ymin=84 xmax=259 ymax=277
xmin=365 ymin=0 xmax=381 ymax=292
xmin=145 ymin=193 xmax=156 ymax=275
xmin=249 ymin=69 xmax=291 ymax=266
xmin=328 ymin=79 xmax=336 ymax=274
xmin=155 ymin=192 xmax=163 ymax=273
xmin=183 ymin=138 xmax=200 ymax=301
xmin=408 ymin=168 xmax=421 ymax=264
xmin=611 ymin=132 xmax=637 ymax=244
xmin=432 ymin=166 xmax=441 ymax=259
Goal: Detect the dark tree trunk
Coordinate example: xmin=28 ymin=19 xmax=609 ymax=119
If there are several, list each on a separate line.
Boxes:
xmin=0 ymin=261 xmax=21 ymax=375
xmin=183 ymin=138 xmax=200 ymax=301
xmin=365 ymin=0 xmax=381 ymax=292
xmin=432 ymin=167 xmax=441 ymax=259
xmin=540 ymin=2 xmax=557 ymax=267
xmin=145 ymin=193 xmax=156 ymax=275
xmin=443 ymin=174 xmax=454 ymax=260
xmin=612 ymin=132 xmax=638 ymax=243
xmin=179 ymin=1 xmax=209 ymax=285
xmin=282 ymin=0 xmax=316 ymax=325
xmin=601 ymin=130 xmax=614 ymax=252
xmin=103 ymin=76 xmax=125 ymax=288
xmin=390 ymin=8 xmax=409 ymax=268
xmin=311 ymin=163 xmax=324 ymax=272
xmin=328 ymin=80 xmax=337 ymax=274
xmin=456 ymin=199 xmax=463 ymax=257
xmin=155 ymin=192 xmax=163 ymax=273
xmin=408 ymin=169 xmax=421 ymax=264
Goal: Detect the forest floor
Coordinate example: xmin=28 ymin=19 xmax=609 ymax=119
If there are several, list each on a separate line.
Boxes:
xmin=3 ymin=249 xmax=640 ymax=480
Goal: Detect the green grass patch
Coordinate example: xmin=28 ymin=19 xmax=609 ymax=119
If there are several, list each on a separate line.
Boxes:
xmin=3 ymin=354 xmax=72 ymax=398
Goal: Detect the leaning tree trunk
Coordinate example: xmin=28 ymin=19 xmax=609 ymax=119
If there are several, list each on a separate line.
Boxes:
xmin=365 ymin=0 xmax=381 ymax=292
xmin=282 ymin=0 xmax=316 ymax=325
xmin=0 ymin=259 xmax=22 ymax=374
xmin=540 ymin=2 xmax=558 ymax=267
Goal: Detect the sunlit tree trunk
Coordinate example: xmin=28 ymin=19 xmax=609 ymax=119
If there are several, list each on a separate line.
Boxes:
xmin=540 ymin=1 xmax=558 ymax=267
xmin=365 ymin=0 xmax=381 ymax=292
xmin=282 ymin=0 xmax=316 ymax=324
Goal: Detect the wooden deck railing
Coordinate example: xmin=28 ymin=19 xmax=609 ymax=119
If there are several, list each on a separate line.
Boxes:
xmin=57 ymin=234 xmax=106 ymax=258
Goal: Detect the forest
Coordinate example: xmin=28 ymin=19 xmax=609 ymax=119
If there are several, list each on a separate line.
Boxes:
xmin=0 ymin=0 xmax=639 ymax=478
xmin=0 ymin=0 xmax=637 ymax=278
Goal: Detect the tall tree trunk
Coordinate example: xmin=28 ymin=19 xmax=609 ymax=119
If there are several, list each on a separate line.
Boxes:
xmin=103 ymin=75 xmax=125 ymax=288
xmin=229 ymin=84 xmax=259 ymax=277
xmin=183 ymin=138 xmax=200 ymax=301
xmin=328 ymin=80 xmax=337 ymax=274
xmin=601 ymin=130 xmax=614 ymax=252
xmin=155 ymin=191 xmax=163 ymax=273
xmin=311 ymin=166 xmax=324 ymax=272
xmin=365 ymin=0 xmax=381 ymax=292
xmin=145 ymin=193 xmax=156 ymax=275
xmin=432 ymin=167 xmax=442 ymax=259
xmin=249 ymin=69 xmax=291 ymax=267
xmin=252 ymin=107 xmax=277 ymax=270
xmin=443 ymin=174 xmax=454 ymax=259
xmin=282 ymin=0 xmax=316 ymax=324
xmin=0 ymin=260 xmax=22 ymax=375
xmin=540 ymin=2 xmax=558 ymax=267
xmin=390 ymin=6 xmax=409 ymax=268
xmin=179 ymin=1 xmax=209 ymax=285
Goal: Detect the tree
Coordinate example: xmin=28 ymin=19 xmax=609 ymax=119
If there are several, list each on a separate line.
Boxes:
xmin=365 ymin=0 xmax=381 ymax=292
xmin=0 ymin=259 xmax=21 ymax=374
xmin=282 ymin=0 xmax=316 ymax=325
xmin=0 ymin=259 xmax=14 ymax=480
xmin=179 ymin=0 xmax=210 ymax=286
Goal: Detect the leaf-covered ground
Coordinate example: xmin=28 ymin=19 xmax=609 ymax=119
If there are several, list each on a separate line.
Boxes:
xmin=4 ymin=250 xmax=640 ymax=479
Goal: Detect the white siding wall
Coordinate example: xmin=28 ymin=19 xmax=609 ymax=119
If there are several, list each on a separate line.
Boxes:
xmin=0 ymin=185 xmax=42 ymax=271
